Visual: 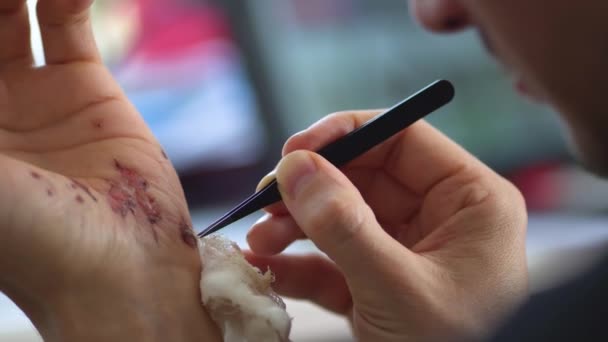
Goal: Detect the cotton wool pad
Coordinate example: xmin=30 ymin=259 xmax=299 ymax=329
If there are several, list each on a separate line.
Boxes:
xmin=198 ymin=236 xmax=291 ymax=342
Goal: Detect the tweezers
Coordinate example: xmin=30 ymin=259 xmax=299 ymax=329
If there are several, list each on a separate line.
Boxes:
xmin=198 ymin=79 xmax=455 ymax=238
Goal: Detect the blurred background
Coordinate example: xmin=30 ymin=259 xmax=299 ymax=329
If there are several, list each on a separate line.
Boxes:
xmin=3 ymin=0 xmax=608 ymax=340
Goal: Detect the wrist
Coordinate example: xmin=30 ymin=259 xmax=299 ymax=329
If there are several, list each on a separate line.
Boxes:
xmin=14 ymin=267 xmax=221 ymax=342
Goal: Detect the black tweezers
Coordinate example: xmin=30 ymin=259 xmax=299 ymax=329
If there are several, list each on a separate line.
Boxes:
xmin=198 ymin=79 xmax=455 ymax=238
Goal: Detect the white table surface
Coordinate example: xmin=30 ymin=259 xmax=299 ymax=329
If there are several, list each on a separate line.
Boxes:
xmin=2 ymin=212 xmax=607 ymax=341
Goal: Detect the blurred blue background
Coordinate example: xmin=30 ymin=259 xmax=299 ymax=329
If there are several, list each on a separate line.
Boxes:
xmin=2 ymin=1 xmax=608 ymax=340
xmin=89 ymin=0 xmax=606 ymax=214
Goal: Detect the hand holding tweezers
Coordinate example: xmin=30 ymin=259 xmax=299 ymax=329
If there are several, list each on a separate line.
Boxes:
xmin=198 ymin=79 xmax=455 ymax=238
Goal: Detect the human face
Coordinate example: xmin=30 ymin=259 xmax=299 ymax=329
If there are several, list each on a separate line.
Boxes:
xmin=409 ymin=0 xmax=608 ymax=175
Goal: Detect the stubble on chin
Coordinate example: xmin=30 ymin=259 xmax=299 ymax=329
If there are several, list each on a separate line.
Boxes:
xmin=564 ymin=120 xmax=608 ymax=178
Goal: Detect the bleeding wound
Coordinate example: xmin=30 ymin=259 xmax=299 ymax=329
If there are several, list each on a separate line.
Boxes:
xmin=108 ymin=160 xmax=162 ymax=224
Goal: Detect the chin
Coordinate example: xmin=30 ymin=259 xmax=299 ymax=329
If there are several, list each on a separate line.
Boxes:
xmin=513 ymin=74 xmax=549 ymax=104
xmin=573 ymin=152 xmax=608 ymax=179
xmin=566 ymin=127 xmax=608 ymax=178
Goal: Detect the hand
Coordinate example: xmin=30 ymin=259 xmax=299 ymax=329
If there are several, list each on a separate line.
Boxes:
xmin=247 ymin=111 xmax=528 ymax=341
xmin=0 ymin=1 xmax=220 ymax=341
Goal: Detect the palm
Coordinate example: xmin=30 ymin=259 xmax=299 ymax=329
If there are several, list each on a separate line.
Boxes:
xmin=0 ymin=2 xmax=224 ymax=339
xmin=0 ymin=60 xmax=197 ymax=295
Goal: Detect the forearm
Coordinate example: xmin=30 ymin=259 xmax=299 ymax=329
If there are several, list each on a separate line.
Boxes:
xmin=40 ymin=298 xmax=217 ymax=342
xmin=8 ymin=271 xmax=222 ymax=342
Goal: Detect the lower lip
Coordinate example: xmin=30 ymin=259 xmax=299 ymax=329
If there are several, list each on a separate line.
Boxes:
xmin=515 ymin=79 xmax=530 ymax=96
xmin=515 ymin=79 xmax=545 ymax=103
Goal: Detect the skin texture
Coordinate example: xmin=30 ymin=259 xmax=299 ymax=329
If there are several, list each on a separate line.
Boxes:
xmin=248 ymin=115 xmax=528 ymax=341
xmin=249 ymin=1 xmax=608 ymax=341
xmin=0 ymin=0 xmax=221 ymax=341
xmin=247 ymin=0 xmax=608 ymax=340
xmin=1 ymin=0 xmax=603 ymax=341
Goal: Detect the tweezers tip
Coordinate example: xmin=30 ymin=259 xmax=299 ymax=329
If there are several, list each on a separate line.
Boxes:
xmin=197 ymin=219 xmax=226 ymax=238
xmin=197 ymin=227 xmax=213 ymax=238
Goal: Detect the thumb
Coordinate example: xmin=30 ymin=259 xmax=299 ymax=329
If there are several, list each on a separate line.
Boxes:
xmin=275 ymin=150 xmax=411 ymax=279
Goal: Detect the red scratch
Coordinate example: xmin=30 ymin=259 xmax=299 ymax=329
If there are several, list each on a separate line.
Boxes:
xmin=179 ymin=220 xmax=198 ymax=249
xmin=70 ymin=178 xmax=98 ymax=202
xmin=92 ymin=118 xmax=104 ymax=129
xmin=108 ymin=160 xmax=162 ymax=225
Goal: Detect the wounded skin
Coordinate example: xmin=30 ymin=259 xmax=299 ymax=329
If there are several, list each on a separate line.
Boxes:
xmin=98 ymin=158 xmax=290 ymax=338
xmin=199 ymin=236 xmax=291 ymax=342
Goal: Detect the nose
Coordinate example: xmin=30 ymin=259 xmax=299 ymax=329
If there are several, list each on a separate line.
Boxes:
xmin=409 ymin=0 xmax=471 ymax=33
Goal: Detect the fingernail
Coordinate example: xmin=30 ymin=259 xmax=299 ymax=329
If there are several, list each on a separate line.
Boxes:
xmin=277 ymin=151 xmax=317 ymax=199
xmin=256 ymin=170 xmax=277 ymax=192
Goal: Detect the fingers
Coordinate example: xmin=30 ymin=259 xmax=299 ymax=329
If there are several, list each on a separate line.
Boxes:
xmin=274 ymin=150 xmax=414 ymax=281
xmin=259 ymin=111 xmax=382 ymax=217
xmin=0 ymin=0 xmax=101 ymax=68
xmin=282 ymin=110 xmax=382 ymax=160
xmin=0 ymin=0 xmax=33 ymax=70
xmin=283 ymin=111 xmax=487 ymax=195
xmin=256 ymin=170 xmax=289 ymax=216
xmin=247 ymin=214 xmax=305 ymax=255
xmin=245 ymin=253 xmax=353 ymax=315
xmin=36 ymin=0 xmax=100 ymax=64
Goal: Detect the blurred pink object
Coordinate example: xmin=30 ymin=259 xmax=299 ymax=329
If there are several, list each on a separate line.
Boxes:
xmin=130 ymin=0 xmax=232 ymax=62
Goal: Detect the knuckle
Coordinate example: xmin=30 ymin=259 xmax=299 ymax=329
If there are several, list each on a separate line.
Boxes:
xmin=500 ymin=178 xmax=528 ymax=227
xmin=476 ymin=175 xmax=528 ymax=235
xmin=461 ymin=177 xmax=493 ymax=208
xmin=320 ymin=111 xmax=357 ymax=133
xmin=282 ymin=130 xmax=306 ymax=155
xmin=283 ymin=110 xmax=379 ymax=156
xmin=326 ymin=110 xmax=354 ymax=120
xmin=452 ymin=167 xmax=527 ymax=228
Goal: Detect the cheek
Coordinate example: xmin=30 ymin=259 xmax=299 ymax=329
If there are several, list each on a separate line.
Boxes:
xmin=468 ymin=2 xmax=581 ymax=99
xmin=469 ymin=2 xmax=550 ymax=63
